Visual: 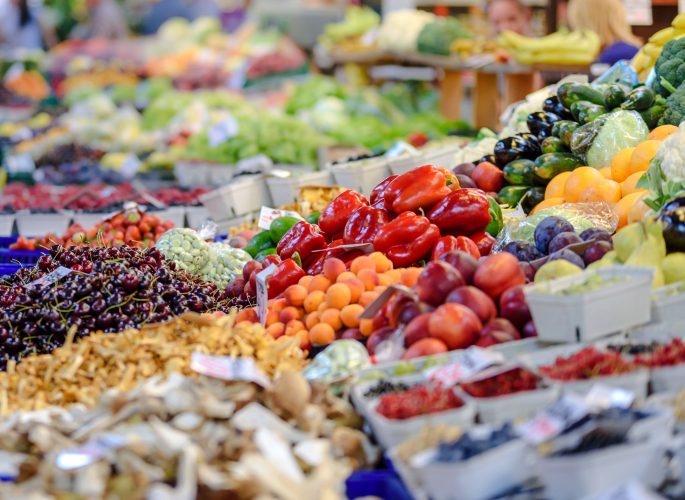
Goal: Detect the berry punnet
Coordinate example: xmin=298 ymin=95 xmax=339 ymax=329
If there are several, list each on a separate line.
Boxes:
xmin=0 ymin=245 xmax=231 ymax=368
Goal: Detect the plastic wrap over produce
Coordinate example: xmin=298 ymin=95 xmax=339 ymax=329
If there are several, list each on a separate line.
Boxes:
xmin=303 ymin=340 xmax=371 ymax=383
xmin=495 ymin=202 xmax=618 ymax=250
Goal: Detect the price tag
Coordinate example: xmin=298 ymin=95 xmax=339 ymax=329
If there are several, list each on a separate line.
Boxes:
xmin=584 ymin=384 xmax=634 ymax=410
xmin=461 ymin=362 xmax=522 ymax=384
xmin=359 ymin=284 xmax=418 ymax=320
xmin=257 ymin=206 xmax=303 ymax=230
xmin=6 ymin=153 xmax=35 ymax=173
xmin=29 ymin=266 xmax=72 ymax=288
xmin=311 ymin=242 xmax=375 ymax=254
xmin=384 ymin=141 xmax=419 ymax=159
xmin=518 ymin=394 xmax=589 ymax=444
xmin=56 ymin=443 xmax=108 ymax=470
xmin=426 ymin=347 xmax=505 ymax=386
xmin=256 ymin=263 xmax=277 ymax=326
xmin=208 ymin=116 xmax=239 ymax=147
xmin=190 ymin=352 xmax=271 ymax=388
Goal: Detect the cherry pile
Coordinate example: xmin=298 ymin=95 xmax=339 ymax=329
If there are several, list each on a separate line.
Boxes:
xmin=635 ymin=338 xmax=685 ymax=368
xmin=0 ymin=246 xmax=229 ymax=368
xmin=375 ymin=383 xmax=464 ymax=420
xmin=461 ymin=367 xmax=539 ymax=398
xmin=539 ymin=347 xmax=636 ymax=381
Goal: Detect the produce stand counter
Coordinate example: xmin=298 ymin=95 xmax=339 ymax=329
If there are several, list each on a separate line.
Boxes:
xmin=316 ymin=48 xmax=590 ymax=129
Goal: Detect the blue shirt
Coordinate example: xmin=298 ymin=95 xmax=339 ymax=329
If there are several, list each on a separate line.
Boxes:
xmin=598 ymin=42 xmax=640 ymax=65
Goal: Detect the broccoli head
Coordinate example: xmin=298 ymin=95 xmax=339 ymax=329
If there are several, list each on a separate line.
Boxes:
xmin=658 ymin=82 xmax=685 ymax=126
xmin=653 ymin=37 xmax=685 ymax=97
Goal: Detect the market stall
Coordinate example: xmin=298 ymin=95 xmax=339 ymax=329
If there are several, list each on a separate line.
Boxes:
xmin=3 ymin=5 xmax=685 ymax=500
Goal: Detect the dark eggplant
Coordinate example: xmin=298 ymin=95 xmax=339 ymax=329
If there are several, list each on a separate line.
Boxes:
xmin=478 ymin=154 xmax=498 ymax=166
xmin=516 ymin=133 xmax=542 ymax=157
xmin=494 ymin=134 xmax=541 ymax=166
xmin=521 ymin=187 xmax=545 ymax=214
xmin=527 ymin=111 xmax=562 ymax=139
xmin=543 ymin=96 xmax=573 ymax=120
xmin=659 ymin=197 xmax=685 ymax=252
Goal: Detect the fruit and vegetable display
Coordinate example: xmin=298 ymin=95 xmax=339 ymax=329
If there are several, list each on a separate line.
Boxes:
xmin=11 ymin=208 xmax=175 ymax=250
xmin=538 ymin=347 xmax=638 ymax=380
xmin=0 ymin=312 xmax=307 ymax=412
xmin=6 ymin=12 xmax=685 ymax=500
xmin=0 ymin=371 xmax=369 ymax=498
xmin=375 ymin=383 xmax=465 ymax=420
xmin=498 ymin=30 xmax=601 ymax=65
xmin=0 ymin=245 xmax=234 ymax=365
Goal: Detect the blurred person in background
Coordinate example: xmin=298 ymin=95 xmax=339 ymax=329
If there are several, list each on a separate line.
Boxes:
xmin=486 ymin=0 xmax=532 ymax=36
xmin=568 ymin=0 xmax=641 ymax=64
xmin=73 ymin=0 xmax=127 ymax=39
xmin=0 ymin=0 xmax=43 ymax=49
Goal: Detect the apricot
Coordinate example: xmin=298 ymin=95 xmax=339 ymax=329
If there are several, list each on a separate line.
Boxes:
xmin=326 ymin=283 xmax=352 ymax=309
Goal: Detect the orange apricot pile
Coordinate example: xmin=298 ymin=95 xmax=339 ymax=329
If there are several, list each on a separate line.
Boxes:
xmin=236 ymin=253 xmax=422 ymax=351
xmin=537 ymin=125 xmax=678 ymax=228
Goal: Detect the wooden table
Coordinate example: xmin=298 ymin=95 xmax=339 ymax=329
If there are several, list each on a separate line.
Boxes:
xmin=316 ymin=48 xmax=590 ymax=130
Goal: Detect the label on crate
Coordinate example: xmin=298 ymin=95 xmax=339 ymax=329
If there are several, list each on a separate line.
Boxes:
xmin=311 ymin=242 xmax=374 ymax=254
xmin=56 ymin=443 xmax=108 ymax=470
xmin=257 ymin=206 xmax=303 ymax=230
xmin=190 ymin=352 xmax=271 ymax=388
xmin=384 ymin=141 xmax=418 ymax=159
xmin=518 ymin=394 xmax=589 ymax=444
xmin=29 ymin=266 xmax=73 ymax=288
xmin=426 ymin=347 xmax=505 ymax=386
xmin=208 ymin=116 xmax=239 ymax=147
xmin=584 ymin=384 xmax=634 ymax=410
xmin=256 ymin=263 xmax=277 ymax=326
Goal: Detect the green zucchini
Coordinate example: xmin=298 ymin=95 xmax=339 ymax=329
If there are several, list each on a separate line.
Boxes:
xmin=557 ymin=82 xmax=605 ymax=109
xmin=603 ymin=84 xmax=628 ymax=109
xmin=570 ymin=101 xmax=607 ymax=124
xmin=533 ymin=153 xmax=583 ymax=183
xmin=541 ymin=136 xmax=568 ymax=154
xmin=639 ymin=103 xmax=667 ymax=129
xmin=621 ymin=86 xmax=656 ymax=111
xmin=496 ymin=185 xmax=530 ymax=207
xmin=552 ymin=120 xmax=580 ymax=147
xmin=503 ymin=159 xmax=536 ymax=186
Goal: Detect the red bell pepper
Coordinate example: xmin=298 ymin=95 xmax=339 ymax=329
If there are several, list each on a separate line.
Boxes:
xmin=431 ymin=235 xmax=480 ymax=261
xmin=305 ymin=239 xmax=366 ymax=275
xmin=318 ymin=190 xmax=368 ymax=238
xmin=370 ymin=175 xmax=398 ymax=210
xmin=382 ymin=165 xmax=452 ymax=214
xmin=427 ymin=188 xmax=491 ymax=234
xmin=373 ymin=211 xmax=440 ymax=267
xmin=276 ymin=221 xmax=327 ymax=267
xmin=470 ymin=231 xmax=496 ymax=256
xmin=343 ymin=206 xmax=390 ymax=245
xmin=268 ymin=258 xmax=305 ymax=298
